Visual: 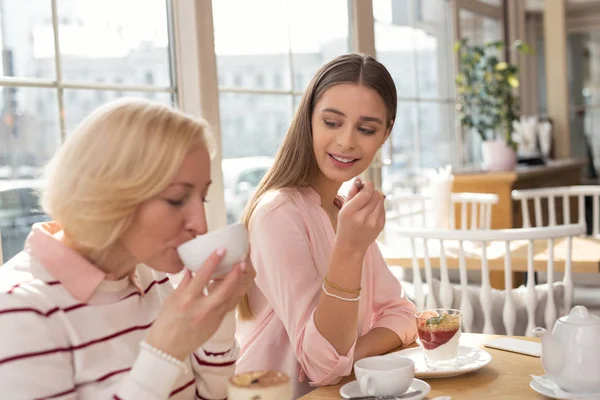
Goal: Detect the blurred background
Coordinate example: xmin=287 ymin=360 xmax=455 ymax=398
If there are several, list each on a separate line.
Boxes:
xmin=0 ymin=0 xmax=594 ymax=260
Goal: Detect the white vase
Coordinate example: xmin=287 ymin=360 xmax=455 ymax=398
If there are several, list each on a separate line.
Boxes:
xmin=481 ymin=139 xmax=517 ymax=172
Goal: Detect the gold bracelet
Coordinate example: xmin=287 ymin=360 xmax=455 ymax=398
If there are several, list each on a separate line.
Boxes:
xmin=322 ymin=283 xmax=360 ymax=302
xmin=323 ymin=276 xmax=361 ymax=294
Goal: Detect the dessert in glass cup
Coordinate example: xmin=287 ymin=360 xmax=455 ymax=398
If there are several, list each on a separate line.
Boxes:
xmin=415 ymin=309 xmax=462 ymax=369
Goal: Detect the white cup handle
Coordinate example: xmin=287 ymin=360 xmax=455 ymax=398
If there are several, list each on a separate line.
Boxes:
xmin=359 ymin=375 xmax=375 ymax=396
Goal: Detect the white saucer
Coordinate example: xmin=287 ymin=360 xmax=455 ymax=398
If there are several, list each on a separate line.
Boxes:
xmin=389 ymin=346 xmax=492 ymax=378
xmin=530 ymin=376 xmax=600 ymax=399
xmin=340 ymin=378 xmax=430 ymax=399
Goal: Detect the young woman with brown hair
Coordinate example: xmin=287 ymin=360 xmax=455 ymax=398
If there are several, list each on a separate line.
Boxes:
xmin=235 ymin=53 xmax=417 ymax=398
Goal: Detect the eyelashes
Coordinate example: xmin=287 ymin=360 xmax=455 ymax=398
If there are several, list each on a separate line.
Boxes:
xmin=323 ymin=119 xmax=376 ymax=135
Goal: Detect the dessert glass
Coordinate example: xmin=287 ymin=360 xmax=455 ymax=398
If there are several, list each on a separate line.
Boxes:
xmin=415 ymin=309 xmax=462 ymax=369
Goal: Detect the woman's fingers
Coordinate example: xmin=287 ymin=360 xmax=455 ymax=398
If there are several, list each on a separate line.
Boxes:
xmin=174 ymin=268 xmax=193 ymax=294
xmin=364 ymin=191 xmax=384 ymax=216
xmin=342 ymin=181 xmax=374 ymax=213
xmin=193 ymin=265 xmax=242 ymax=321
xmin=185 ymin=249 xmax=226 ymax=299
xmin=346 ymin=177 xmax=363 ymax=201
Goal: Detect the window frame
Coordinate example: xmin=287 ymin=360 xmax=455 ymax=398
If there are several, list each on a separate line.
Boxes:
xmin=0 ymin=0 xmax=176 ymax=143
xmin=174 ymin=0 xmax=464 ymax=227
xmin=0 ymin=0 xmax=469 ymax=237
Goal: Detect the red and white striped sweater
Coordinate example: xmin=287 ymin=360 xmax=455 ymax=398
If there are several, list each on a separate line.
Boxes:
xmin=0 ymin=223 xmax=238 ymax=400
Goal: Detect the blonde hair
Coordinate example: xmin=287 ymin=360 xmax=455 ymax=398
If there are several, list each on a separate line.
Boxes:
xmin=42 ymin=98 xmax=213 ymax=262
xmin=237 ymin=53 xmax=397 ymax=320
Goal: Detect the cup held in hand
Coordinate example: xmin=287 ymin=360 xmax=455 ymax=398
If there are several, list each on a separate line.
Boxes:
xmin=177 ymin=223 xmax=249 ymax=278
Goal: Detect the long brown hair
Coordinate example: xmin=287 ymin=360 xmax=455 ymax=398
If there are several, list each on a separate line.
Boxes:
xmin=238 ymin=53 xmax=398 ymax=320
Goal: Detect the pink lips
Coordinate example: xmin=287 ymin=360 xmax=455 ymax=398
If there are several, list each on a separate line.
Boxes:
xmin=328 ymin=153 xmax=359 ymax=169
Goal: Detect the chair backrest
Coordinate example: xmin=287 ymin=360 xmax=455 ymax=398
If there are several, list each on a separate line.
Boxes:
xmin=449 ymin=192 xmax=498 ymax=230
xmin=392 ymin=223 xmax=586 ymax=336
xmin=386 ymin=192 xmax=498 ymax=230
xmin=0 ymin=233 xmax=3 ymax=266
xmin=512 ymin=186 xmax=600 ymax=236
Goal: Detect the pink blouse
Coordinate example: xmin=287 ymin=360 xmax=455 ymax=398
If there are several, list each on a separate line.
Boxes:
xmin=235 ymin=187 xmax=417 ymax=398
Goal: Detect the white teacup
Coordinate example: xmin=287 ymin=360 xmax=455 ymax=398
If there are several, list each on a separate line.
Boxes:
xmin=354 ymin=356 xmax=415 ymax=396
xmin=176 ymin=223 xmax=249 ymax=277
xmin=228 ymin=370 xmax=292 ymax=400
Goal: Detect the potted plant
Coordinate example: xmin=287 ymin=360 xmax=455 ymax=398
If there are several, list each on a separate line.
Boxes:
xmin=455 ymin=39 xmax=532 ymax=171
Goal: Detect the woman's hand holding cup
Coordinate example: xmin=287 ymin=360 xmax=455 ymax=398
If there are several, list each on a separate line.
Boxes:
xmin=145 ymin=249 xmax=252 ymax=361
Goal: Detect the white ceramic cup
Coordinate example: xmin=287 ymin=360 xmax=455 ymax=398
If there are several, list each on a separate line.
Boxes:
xmin=176 ymin=223 xmax=249 ymax=277
xmin=228 ymin=370 xmax=292 ymax=400
xmin=354 ymin=356 xmax=415 ymax=396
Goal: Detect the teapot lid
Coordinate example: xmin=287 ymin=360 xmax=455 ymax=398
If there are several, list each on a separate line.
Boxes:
xmin=559 ymin=305 xmax=600 ymax=326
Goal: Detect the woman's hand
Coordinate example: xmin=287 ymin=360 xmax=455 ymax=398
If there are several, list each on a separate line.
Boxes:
xmin=208 ymin=253 xmax=256 ymax=310
xmin=336 ymin=179 xmax=386 ymax=254
xmin=145 ymin=249 xmax=249 ymax=361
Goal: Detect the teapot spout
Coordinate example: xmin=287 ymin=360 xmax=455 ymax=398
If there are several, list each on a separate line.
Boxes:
xmin=533 ymin=327 xmax=564 ymax=376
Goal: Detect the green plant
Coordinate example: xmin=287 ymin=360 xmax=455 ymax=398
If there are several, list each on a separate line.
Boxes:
xmin=455 ymin=39 xmax=532 ymax=148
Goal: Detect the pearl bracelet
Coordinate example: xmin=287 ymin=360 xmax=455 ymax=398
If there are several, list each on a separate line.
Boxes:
xmin=140 ymin=341 xmax=189 ymax=374
xmin=321 ymin=282 xmax=361 ymax=302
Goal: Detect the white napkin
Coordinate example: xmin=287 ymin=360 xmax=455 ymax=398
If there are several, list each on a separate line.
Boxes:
xmin=428 ymin=165 xmax=453 ymax=229
xmin=537 ymin=121 xmax=552 ymax=158
xmin=513 ymin=116 xmax=539 ymax=157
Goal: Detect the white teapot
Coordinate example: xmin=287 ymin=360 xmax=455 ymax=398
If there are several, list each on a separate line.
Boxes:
xmin=533 ymin=305 xmax=600 ymax=394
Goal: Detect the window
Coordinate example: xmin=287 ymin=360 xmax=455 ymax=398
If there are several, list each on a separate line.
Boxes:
xmin=0 ymin=0 xmax=505 ymax=258
xmin=145 ymin=71 xmax=155 ymax=85
xmin=457 ymin=5 xmax=504 ymax=163
xmin=0 ymin=0 xmax=176 ymax=261
xmin=213 ymin=0 xmax=350 ymax=223
xmin=255 ymin=73 xmax=265 ymax=87
xmin=459 ymin=9 xmax=503 ymax=46
xmin=374 ymin=0 xmax=456 ymax=196
xmin=273 ymin=73 xmax=283 ymax=89
xmin=294 ymin=73 xmax=304 ymax=91
xmin=233 ymin=74 xmax=243 ymax=86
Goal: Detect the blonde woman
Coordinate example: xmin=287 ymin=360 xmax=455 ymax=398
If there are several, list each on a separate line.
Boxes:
xmin=0 ymin=99 xmax=255 ymax=399
xmin=235 ymin=54 xmax=417 ymax=398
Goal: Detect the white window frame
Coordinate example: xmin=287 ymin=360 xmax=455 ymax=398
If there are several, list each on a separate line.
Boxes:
xmin=0 ymin=0 xmax=497 ymax=234
xmin=370 ymin=0 xmax=458 ymax=189
xmin=173 ymin=0 xmax=359 ymax=228
xmin=0 ymin=0 xmax=176 ymax=144
xmin=172 ymin=0 xmax=467 ymax=227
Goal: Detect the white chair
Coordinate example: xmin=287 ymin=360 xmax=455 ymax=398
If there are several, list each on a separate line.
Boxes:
xmin=384 ymin=192 xmax=499 ymax=286
xmin=0 ymin=234 xmax=3 ymax=266
xmin=386 ymin=192 xmax=498 ymax=230
xmin=512 ymin=185 xmax=600 ymax=235
xmin=512 ymin=186 xmax=600 ymax=315
xmin=391 ymin=223 xmax=586 ymax=336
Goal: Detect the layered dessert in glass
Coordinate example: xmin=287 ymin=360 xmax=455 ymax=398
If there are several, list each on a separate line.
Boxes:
xmin=415 ymin=309 xmax=462 ymax=369
xmin=228 ymin=370 xmax=292 ymax=400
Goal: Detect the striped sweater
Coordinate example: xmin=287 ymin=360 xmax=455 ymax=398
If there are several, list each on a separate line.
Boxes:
xmin=0 ymin=223 xmax=238 ymax=400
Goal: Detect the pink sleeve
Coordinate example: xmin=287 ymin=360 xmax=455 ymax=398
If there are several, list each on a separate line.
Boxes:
xmin=369 ymin=243 xmax=418 ymax=345
xmin=249 ymin=201 xmax=355 ymax=386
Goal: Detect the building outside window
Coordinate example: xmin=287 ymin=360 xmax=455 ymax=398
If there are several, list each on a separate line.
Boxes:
xmin=373 ymin=0 xmax=457 ymax=196
xmin=212 ymin=0 xmax=351 ymax=223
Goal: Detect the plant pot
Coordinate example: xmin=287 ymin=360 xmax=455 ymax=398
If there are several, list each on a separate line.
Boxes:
xmin=481 ymin=139 xmax=517 ymax=172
